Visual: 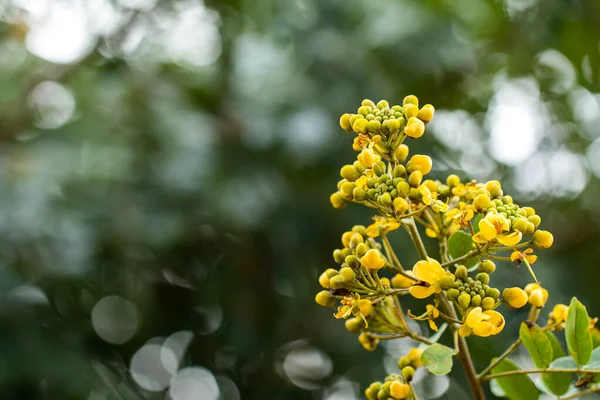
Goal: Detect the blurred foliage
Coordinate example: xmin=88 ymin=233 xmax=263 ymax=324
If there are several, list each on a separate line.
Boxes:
xmin=0 ymin=0 xmax=599 ymax=399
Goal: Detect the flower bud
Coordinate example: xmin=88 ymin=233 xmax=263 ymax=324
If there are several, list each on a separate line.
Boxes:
xmin=344 ymin=255 xmax=360 ymax=268
xmin=446 ymin=288 xmax=460 ymax=301
xmin=394 ymin=144 xmax=409 ymax=162
xmin=404 ymin=104 xmax=419 ymax=119
xmin=330 ymin=192 xmax=348 ymax=209
xmin=352 ymin=118 xmax=368 ymax=134
xmin=392 ymin=165 xmax=407 ymax=179
xmin=398 ymin=356 xmax=410 ymax=369
xmin=340 ymin=113 xmax=353 ymax=132
xmin=473 ymin=194 xmax=493 ymax=212
xmin=407 ymin=155 xmax=433 ymax=175
xmin=315 ymin=291 xmax=335 ymax=307
xmin=367 ymin=120 xmax=382 ymax=134
xmin=380 ymin=192 xmax=393 ymax=207
xmin=393 ymin=197 xmax=409 ymax=214
xmin=387 ymin=118 xmax=401 ymax=134
xmin=319 ymin=269 xmax=337 ymax=288
xmin=471 ymin=294 xmax=482 ymax=307
xmin=455 ymin=265 xmax=468 ymax=280
xmin=477 ymin=260 xmax=496 ymax=274
xmin=482 ymin=297 xmax=496 ymax=310
xmin=390 ymin=381 xmax=411 ymax=399
xmin=486 ymin=287 xmax=500 ymax=300
xmin=440 ymin=275 xmax=455 ymax=290
xmin=404 ymin=117 xmax=425 ymax=138
xmin=533 ymin=230 xmax=553 ymax=249
xmin=361 ymin=249 xmax=386 ymax=270
xmin=372 ymin=161 xmax=386 ymax=176
xmin=401 ymin=366 xmax=415 ymax=382
xmin=528 ymin=288 xmax=548 ymax=308
xmin=341 ymin=231 xmax=354 ymax=248
xmin=353 ymin=187 xmax=367 ymax=201
xmin=357 ymin=148 xmax=380 ymax=169
xmin=417 ymin=104 xmax=435 ymax=122
xmin=365 ymin=382 xmax=381 ymax=400
xmin=358 ymin=332 xmax=378 ymax=351
xmin=333 ymin=249 xmax=345 ymax=264
xmin=340 ymin=267 xmax=356 ymax=283
xmin=345 ymin=316 xmax=365 ymax=333
xmin=340 ymin=165 xmax=359 ymax=182
xmin=407 ymin=348 xmax=423 ymax=367
xmin=511 ymin=217 xmax=528 ymax=233
xmin=458 ymin=293 xmax=471 ymax=309
xmin=397 ymin=181 xmax=411 ymax=197
xmin=475 ymin=273 xmax=490 ymax=285
xmin=528 ymin=215 xmax=541 ymax=228
xmin=484 ymin=180 xmax=503 ymax=198
xmin=446 ymin=174 xmax=460 ymax=188
xmin=408 ymin=170 xmax=423 ymax=187
xmin=503 ymin=287 xmax=528 ymax=308
xmin=403 ymin=95 xmax=419 ymax=107
xmin=340 ymin=182 xmax=355 ymax=199
xmin=329 ymin=275 xmax=345 ymax=289
xmin=358 ymin=106 xmax=370 ymax=116
xmin=377 ymin=100 xmax=390 ymax=109
xmin=355 ymin=242 xmax=369 ymax=258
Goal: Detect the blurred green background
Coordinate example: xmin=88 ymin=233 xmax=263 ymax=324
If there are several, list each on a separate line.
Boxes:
xmin=0 ymin=0 xmax=599 ymax=399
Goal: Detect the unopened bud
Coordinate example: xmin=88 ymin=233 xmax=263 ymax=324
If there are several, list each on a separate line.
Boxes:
xmin=394 ymin=144 xmax=409 ymax=162
xmin=340 ymin=113 xmax=353 ymax=132
xmin=330 ymin=192 xmax=348 ymax=209
xmin=455 ymin=265 xmax=468 ymax=280
xmin=417 ymin=104 xmax=435 ymax=122
xmin=478 ymin=260 xmax=496 ymax=274
xmin=404 ymin=117 xmax=425 ymax=138
xmin=315 ymin=291 xmax=335 ymax=307
xmin=533 ymin=230 xmax=553 ymax=249
xmin=503 ymin=287 xmax=528 ymax=308
xmin=407 ymin=154 xmax=433 ymax=175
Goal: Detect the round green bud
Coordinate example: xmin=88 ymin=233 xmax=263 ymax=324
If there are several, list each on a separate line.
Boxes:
xmin=352 ymin=225 xmax=367 ymax=235
xmin=398 ymin=356 xmax=410 ymax=369
xmin=362 ymin=99 xmax=377 ymax=108
xmin=476 ymin=273 xmax=490 ymax=285
xmin=333 ymin=249 xmax=345 ymax=264
xmin=446 ymin=288 xmax=460 ymax=301
xmin=397 ymin=181 xmax=410 ymax=197
xmin=357 ymin=106 xmax=370 ymax=116
xmin=365 ymin=382 xmax=381 ymax=400
xmin=344 ymin=255 xmax=360 ymax=268
xmin=393 ymin=165 xmax=407 ymax=178
xmin=315 ymin=291 xmax=335 ymax=307
xmin=353 ymin=187 xmax=367 ymax=201
xmin=401 ymin=366 xmax=415 ymax=382
xmin=502 ymin=195 xmax=513 ymax=204
xmin=378 ymin=174 xmax=391 ymax=184
xmin=455 ymin=265 xmax=468 ymax=281
xmin=486 ymin=287 xmax=500 ymax=300
xmin=330 ymin=192 xmax=348 ymax=209
xmin=348 ymin=233 xmax=364 ymax=249
xmin=458 ymin=293 xmax=471 ymax=309
xmin=408 ymin=171 xmax=423 ymax=187
xmin=376 ymin=389 xmax=388 ymax=400
xmin=511 ymin=217 xmax=528 ymax=233
xmin=528 ymin=215 xmax=542 ymax=229
xmin=340 ymin=267 xmax=356 ymax=283
xmin=377 ymin=100 xmax=390 ymax=109
xmin=353 ymin=160 xmax=366 ymax=174
xmin=380 ymin=192 xmax=393 ymax=207
xmin=481 ymin=297 xmax=495 ymax=310
xmin=478 ymin=260 xmax=496 ymax=274
xmin=471 ymin=294 xmax=482 ymax=307
xmin=341 ymin=165 xmax=359 ymax=182
xmin=329 ymin=275 xmax=345 ymax=289
xmin=367 ymin=120 xmax=382 ymax=133
xmin=440 ymin=275 xmax=455 ymax=290
xmin=408 ymin=187 xmax=420 ymax=199
xmin=372 ymin=161 xmax=386 ymax=176
xmin=394 ymin=144 xmax=409 ymax=163
xmin=525 ymin=221 xmax=535 ymax=235
xmin=387 ymin=118 xmax=401 ymax=134
xmin=355 ymin=242 xmax=369 ymax=257
xmin=473 ymin=194 xmax=493 ymax=212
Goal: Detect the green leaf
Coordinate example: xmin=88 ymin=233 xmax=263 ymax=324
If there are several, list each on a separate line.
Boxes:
xmin=472 ymin=214 xmax=483 ymax=234
xmin=417 ymin=323 xmax=447 ymax=350
xmin=490 ymin=358 xmax=539 ymax=400
xmin=520 ymin=321 xmax=553 ymax=368
xmin=448 ymin=230 xmax=477 ymax=268
xmin=420 ymin=343 xmax=453 ymax=375
xmin=566 ymin=297 xmax=593 ymax=366
xmin=550 ymin=356 xmax=577 ymax=369
xmin=583 ymin=347 xmax=600 ymax=383
xmin=545 ymin=330 xmax=566 ymax=360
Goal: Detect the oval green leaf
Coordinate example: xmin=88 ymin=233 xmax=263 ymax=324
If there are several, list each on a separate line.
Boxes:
xmin=448 ymin=230 xmax=477 ymax=268
xmin=520 ymin=321 xmax=553 ymax=368
xmin=550 ymin=356 xmax=577 ymax=369
xmin=420 ymin=343 xmax=453 ymax=375
xmin=542 ymin=330 xmax=571 ymax=395
xmin=566 ymin=297 xmax=593 ymax=366
xmin=490 ymin=358 xmax=539 ymax=400
xmin=545 ymin=330 xmax=566 ymax=360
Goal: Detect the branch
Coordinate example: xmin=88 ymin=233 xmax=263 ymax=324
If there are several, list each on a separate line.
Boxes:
xmin=559 ymin=386 xmax=600 ymax=400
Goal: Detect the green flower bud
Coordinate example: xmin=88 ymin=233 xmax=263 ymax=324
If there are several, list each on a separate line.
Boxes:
xmin=380 ymin=192 xmax=393 ymax=207
xmin=408 ymin=187 xmax=420 ymax=199
xmin=333 ymin=249 xmax=345 ymax=264
xmin=397 ymin=181 xmax=410 ymax=197
xmin=408 ymin=171 xmax=423 ymax=187
xmin=365 ymin=382 xmax=382 ymax=400
xmin=473 ymin=194 xmax=493 ymax=212
xmin=355 ymin=242 xmax=369 ymax=257
xmin=455 ymin=265 xmax=468 ymax=280
xmin=401 ymin=366 xmax=415 ymax=382
xmin=329 ymin=275 xmax=345 ymax=289
xmin=352 ymin=118 xmax=368 ymax=134
xmin=440 ymin=275 xmax=455 ymax=290
xmin=372 ymin=161 xmax=386 ymax=176
xmin=394 ymin=145 xmax=409 ymax=164
xmin=353 ymin=160 xmax=366 ymax=174
xmin=475 ymin=273 xmax=490 ymax=285
xmin=528 ymin=215 xmax=542 ymax=229
xmin=315 ymin=291 xmax=335 ymax=307
xmin=377 ymin=100 xmax=390 ymax=109
xmin=348 ymin=233 xmax=364 ymax=249
xmin=458 ymin=293 xmax=471 ymax=309
xmin=353 ymin=187 xmax=367 ymax=201
xmin=367 ymin=120 xmax=382 ymax=133
xmin=471 ymin=294 xmax=482 ymax=307
xmin=340 ymin=267 xmax=356 ymax=283
xmin=398 ymin=356 xmax=410 ymax=369
xmin=481 ymin=297 xmax=495 ymax=310
xmin=502 ymin=195 xmax=513 ymax=204
xmin=344 ymin=255 xmax=360 ymax=268
xmin=511 ymin=217 xmax=528 ymax=233
xmin=345 ymin=316 xmax=365 ymax=333
xmin=446 ymin=288 xmax=460 ymax=301
xmin=392 ymin=165 xmax=407 ymax=178
xmin=330 ymin=192 xmax=348 ymax=209
xmin=341 ymin=165 xmax=359 ymax=182
xmin=387 ymin=118 xmax=401 ymax=134
xmin=486 ymin=287 xmax=500 ymax=300
xmin=478 ymin=260 xmax=496 ymax=274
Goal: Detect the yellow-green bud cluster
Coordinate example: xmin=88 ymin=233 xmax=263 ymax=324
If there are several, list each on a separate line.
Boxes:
xmin=365 ymin=375 xmax=412 ymax=400
xmin=445 ymin=266 xmax=499 ymax=311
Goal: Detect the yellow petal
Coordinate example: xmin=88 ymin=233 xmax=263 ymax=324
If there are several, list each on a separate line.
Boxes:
xmin=429 ymin=319 xmax=438 ymax=332
xmin=365 ymin=224 xmax=380 ymax=238
xmin=466 ymin=307 xmax=484 ymax=327
xmin=459 ymin=324 xmax=472 ymax=337
xmin=510 ymin=251 xmax=520 ymax=262
xmin=425 ymin=227 xmax=438 ymax=238
xmin=485 ymin=310 xmax=505 ymax=334
xmin=472 ymin=232 xmax=488 ymax=243
xmin=497 ymin=231 xmax=522 ymax=246
xmin=479 ymin=219 xmax=497 ymax=241
xmin=413 ymin=257 xmax=445 ymax=284
xmin=409 ymin=285 xmax=436 ymax=299
xmin=472 ymin=322 xmax=495 ymax=337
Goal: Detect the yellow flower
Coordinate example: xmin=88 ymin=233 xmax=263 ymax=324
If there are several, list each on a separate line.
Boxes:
xmin=358 ymin=332 xmax=378 ymax=351
xmin=419 ymin=185 xmax=448 ymax=212
xmin=352 ymin=134 xmax=370 ymax=151
xmin=549 ymin=304 xmax=568 ymax=330
xmin=510 ymin=248 xmax=537 ymax=265
xmin=408 ymin=257 xmax=447 ymax=299
xmin=366 ymin=216 xmax=400 ymax=238
xmin=446 ymin=202 xmax=475 ymax=229
xmin=392 ymin=271 xmax=416 ymax=289
xmin=532 ymin=230 xmax=554 ymax=249
xmin=404 ymin=117 xmax=425 ymax=138
xmin=358 ymin=148 xmax=381 ymax=168
xmin=390 ymin=381 xmax=411 ymax=399
xmin=473 ymin=212 xmax=522 ymax=246
xmin=525 ymin=283 xmax=548 ymax=308
xmin=459 ymin=307 xmax=505 ymax=337
xmin=408 ymin=302 xmax=440 ymax=331
xmin=335 ymin=294 xmax=373 ymax=326
xmin=361 ymin=249 xmax=386 ymax=270
xmin=418 ymin=104 xmax=435 ymax=122
xmin=502 ymin=287 xmax=528 ymax=308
